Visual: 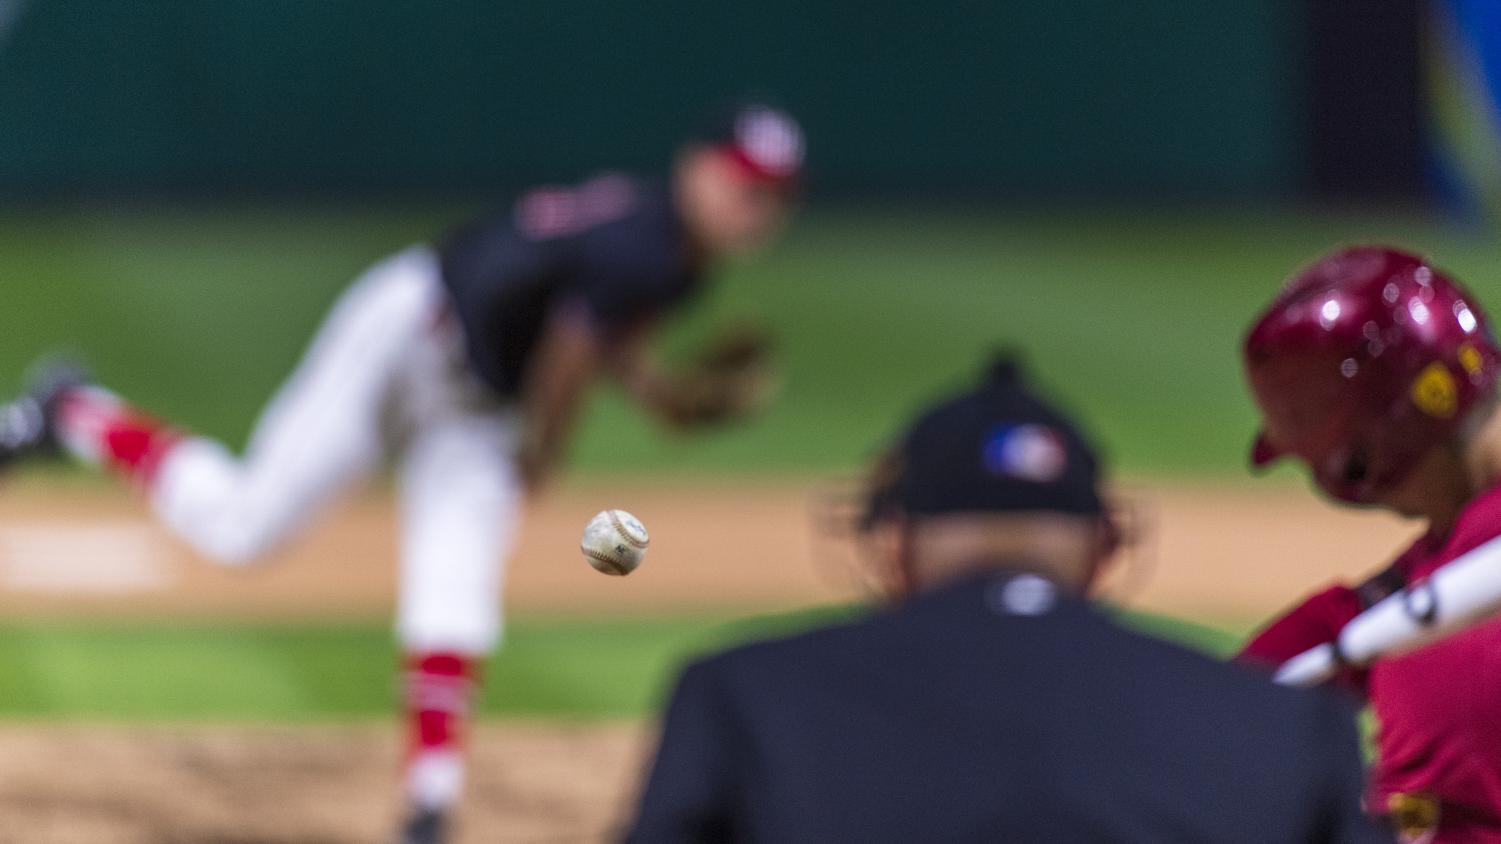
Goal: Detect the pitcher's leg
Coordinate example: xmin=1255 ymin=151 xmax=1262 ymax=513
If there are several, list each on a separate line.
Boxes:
xmin=396 ymin=408 xmax=522 ymax=814
xmin=57 ymin=248 xmax=443 ymax=565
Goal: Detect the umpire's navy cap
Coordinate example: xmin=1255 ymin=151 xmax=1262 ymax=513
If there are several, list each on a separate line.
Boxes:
xmin=867 ymin=355 xmax=1105 ymax=525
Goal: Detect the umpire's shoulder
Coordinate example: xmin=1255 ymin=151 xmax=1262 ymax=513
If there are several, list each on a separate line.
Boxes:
xmin=1108 ymin=613 xmax=1362 ymax=736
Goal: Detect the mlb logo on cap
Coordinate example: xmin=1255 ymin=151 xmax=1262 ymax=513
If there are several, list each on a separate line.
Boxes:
xmin=983 ymin=424 xmax=1068 ymax=483
xmin=872 ymin=355 xmax=1105 ymax=519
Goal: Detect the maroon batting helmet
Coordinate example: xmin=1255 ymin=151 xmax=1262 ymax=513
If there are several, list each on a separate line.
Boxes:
xmin=1244 ymin=246 xmax=1501 ymax=503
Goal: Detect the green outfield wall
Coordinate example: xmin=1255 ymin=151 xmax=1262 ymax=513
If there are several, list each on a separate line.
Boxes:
xmin=0 ymin=0 xmax=1302 ymax=197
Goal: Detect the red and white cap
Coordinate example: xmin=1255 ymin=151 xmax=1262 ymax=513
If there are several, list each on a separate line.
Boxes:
xmin=705 ymin=103 xmax=806 ymax=187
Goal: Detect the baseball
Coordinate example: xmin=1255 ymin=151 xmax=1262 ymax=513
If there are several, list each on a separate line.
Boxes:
xmin=581 ymin=509 xmax=650 ymax=576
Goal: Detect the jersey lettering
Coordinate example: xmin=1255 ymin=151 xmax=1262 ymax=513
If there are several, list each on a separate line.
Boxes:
xmin=514 ymin=174 xmax=637 ymax=241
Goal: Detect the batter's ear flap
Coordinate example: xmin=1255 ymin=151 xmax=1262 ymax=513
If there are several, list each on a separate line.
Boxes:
xmin=1250 ymin=431 xmax=1284 ymax=469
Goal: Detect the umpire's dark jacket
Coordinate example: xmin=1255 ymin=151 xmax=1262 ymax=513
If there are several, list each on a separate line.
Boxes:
xmin=625 ymin=571 xmax=1383 ymax=844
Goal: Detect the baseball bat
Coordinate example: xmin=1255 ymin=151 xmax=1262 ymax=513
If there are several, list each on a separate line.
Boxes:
xmin=1274 ymin=533 xmax=1501 ymax=686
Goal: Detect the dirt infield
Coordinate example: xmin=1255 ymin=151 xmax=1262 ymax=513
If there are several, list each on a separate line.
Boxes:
xmin=0 ymin=476 xmax=1418 ymax=624
xmin=0 ymin=723 xmax=646 ymax=844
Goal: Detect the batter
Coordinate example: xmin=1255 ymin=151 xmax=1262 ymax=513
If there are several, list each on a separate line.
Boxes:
xmin=1239 ymin=246 xmax=1501 ymax=843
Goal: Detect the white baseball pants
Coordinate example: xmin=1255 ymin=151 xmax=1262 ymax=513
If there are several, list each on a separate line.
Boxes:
xmin=149 ymin=247 xmax=522 ymax=655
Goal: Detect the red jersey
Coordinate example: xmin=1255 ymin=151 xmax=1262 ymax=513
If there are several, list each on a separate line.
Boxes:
xmin=1242 ymin=483 xmax=1501 ymax=840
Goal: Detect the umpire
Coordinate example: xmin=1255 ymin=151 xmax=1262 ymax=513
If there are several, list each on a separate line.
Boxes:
xmin=625 ymin=357 xmax=1384 ymax=843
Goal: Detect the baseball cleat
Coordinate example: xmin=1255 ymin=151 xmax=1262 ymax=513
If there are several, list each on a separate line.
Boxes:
xmin=0 ymin=394 xmax=47 ymax=470
xmin=396 ymin=808 xmax=448 ymax=844
xmin=0 ymin=359 xmax=90 ymax=472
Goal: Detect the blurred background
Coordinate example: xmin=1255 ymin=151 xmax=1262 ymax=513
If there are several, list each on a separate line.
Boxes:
xmin=0 ymin=1 xmax=1498 ymax=841
xmin=3 ymin=0 xmax=1499 ymax=474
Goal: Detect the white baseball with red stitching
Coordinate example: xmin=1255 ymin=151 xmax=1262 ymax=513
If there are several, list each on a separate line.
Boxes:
xmin=580 ymin=509 xmax=650 ymax=576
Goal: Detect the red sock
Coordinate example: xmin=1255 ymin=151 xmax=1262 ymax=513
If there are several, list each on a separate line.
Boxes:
xmin=403 ymin=652 xmax=479 ymax=810
xmin=55 ymin=387 xmax=182 ymax=488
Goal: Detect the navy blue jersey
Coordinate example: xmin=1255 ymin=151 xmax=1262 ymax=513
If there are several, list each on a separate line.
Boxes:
xmin=627 ymin=572 xmax=1384 ymax=844
xmin=438 ymin=175 xmax=702 ymax=398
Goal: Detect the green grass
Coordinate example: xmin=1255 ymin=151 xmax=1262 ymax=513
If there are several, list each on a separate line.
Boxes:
xmin=0 ymin=606 xmax=1236 ymax=722
xmin=4 ymin=203 xmax=1498 ymax=476
xmin=1119 ymin=610 xmax=1242 ymax=657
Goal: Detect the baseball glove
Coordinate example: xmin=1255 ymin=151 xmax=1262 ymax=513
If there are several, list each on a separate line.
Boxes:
xmin=661 ymin=323 xmax=779 ymax=429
